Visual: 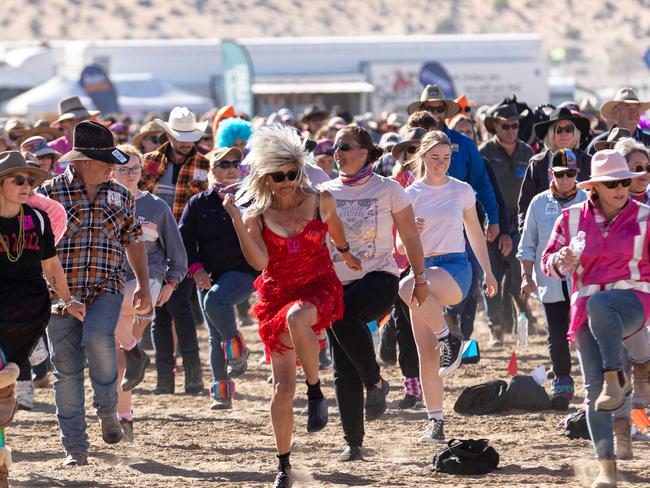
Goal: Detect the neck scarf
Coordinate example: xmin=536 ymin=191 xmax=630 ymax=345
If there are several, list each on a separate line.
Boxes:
xmin=340 ymin=162 xmax=374 ymax=186
xmin=631 ymin=189 xmax=648 ymax=204
xmin=550 ymin=179 xmax=578 ymax=202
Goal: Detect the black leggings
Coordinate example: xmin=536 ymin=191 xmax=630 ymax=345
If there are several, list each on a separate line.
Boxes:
xmin=391 ymin=296 xmax=420 ymax=379
xmin=327 ymin=271 xmax=399 ymax=447
xmin=541 ymin=281 xmax=572 ymax=378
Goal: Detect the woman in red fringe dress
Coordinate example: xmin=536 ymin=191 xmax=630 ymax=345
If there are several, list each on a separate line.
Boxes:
xmin=223 ymin=125 xmax=360 ymax=488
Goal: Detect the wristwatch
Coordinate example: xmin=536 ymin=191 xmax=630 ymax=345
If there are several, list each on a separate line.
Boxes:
xmin=414 ymin=272 xmax=427 ymax=283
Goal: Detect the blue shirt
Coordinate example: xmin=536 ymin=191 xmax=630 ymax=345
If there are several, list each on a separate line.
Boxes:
xmin=443 ymin=126 xmax=499 ymax=225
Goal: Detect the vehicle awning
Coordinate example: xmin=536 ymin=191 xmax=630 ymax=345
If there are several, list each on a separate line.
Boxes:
xmin=252 ymin=75 xmax=374 ymax=95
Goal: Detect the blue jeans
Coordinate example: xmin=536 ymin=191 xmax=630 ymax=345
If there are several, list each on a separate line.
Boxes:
xmin=576 ymin=289 xmax=650 ymax=459
xmin=47 ymin=293 xmax=123 ymax=454
xmin=199 ymin=271 xmax=255 ymax=381
xmin=447 ymin=243 xmax=482 ymax=339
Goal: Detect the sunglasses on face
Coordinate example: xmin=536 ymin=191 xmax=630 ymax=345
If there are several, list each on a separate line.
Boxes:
xmin=115 ymin=167 xmax=143 ymax=176
xmin=8 ymin=174 xmax=37 ymax=187
xmin=555 ymin=125 xmax=575 ymax=135
xmin=552 ymin=169 xmax=578 ymax=178
xmin=499 ymin=122 xmax=519 ymax=131
xmin=269 ymin=169 xmax=300 ymax=183
xmin=603 ymin=179 xmax=632 ymax=189
xmin=215 ymin=160 xmax=241 ymax=169
xmin=632 ymin=164 xmax=650 ymax=174
xmin=406 ymin=145 xmax=419 ymax=154
xmin=332 ymin=143 xmax=361 ymax=152
xmin=424 ymin=105 xmax=447 ymax=114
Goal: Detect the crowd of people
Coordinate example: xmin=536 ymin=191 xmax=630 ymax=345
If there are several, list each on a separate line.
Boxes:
xmin=0 ymin=84 xmax=649 ymax=488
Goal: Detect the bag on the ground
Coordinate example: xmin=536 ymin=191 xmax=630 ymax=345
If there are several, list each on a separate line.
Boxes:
xmin=432 ymin=438 xmax=500 ymax=475
xmin=561 ymin=409 xmax=590 ymax=440
xmin=503 ymin=375 xmax=551 ymax=411
xmin=453 ymin=380 xmax=508 ymax=415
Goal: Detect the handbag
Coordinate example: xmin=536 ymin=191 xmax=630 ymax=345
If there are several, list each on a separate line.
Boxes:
xmin=432 ymin=438 xmax=500 ymax=475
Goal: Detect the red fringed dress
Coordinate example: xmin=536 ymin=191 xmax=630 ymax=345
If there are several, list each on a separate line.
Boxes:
xmin=253 ymin=217 xmax=344 ymax=359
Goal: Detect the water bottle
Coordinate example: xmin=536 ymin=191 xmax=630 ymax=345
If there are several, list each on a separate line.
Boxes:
xmin=569 ymin=230 xmax=586 ymax=257
xmin=29 ymin=337 xmax=49 ymax=366
xmin=367 ymin=320 xmax=380 ymax=352
xmin=516 ymin=312 xmax=529 ymax=347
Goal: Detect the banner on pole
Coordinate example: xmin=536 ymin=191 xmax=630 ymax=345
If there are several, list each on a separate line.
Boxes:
xmin=221 ymin=40 xmax=254 ymax=118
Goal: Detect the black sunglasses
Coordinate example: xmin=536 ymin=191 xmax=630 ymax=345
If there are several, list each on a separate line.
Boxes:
xmin=332 ymin=143 xmax=361 ymax=152
xmin=603 ymin=179 xmax=632 ymax=189
xmin=552 ymin=169 xmax=578 ymax=178
xmin=406 ymin=145 xmax=419 ymax=154
xmin=633 ymin=164 xmax=650 ymax=174
xmin=215 ymin=160 xmax=241 ymax=169
xmin=424 ymin=105 xmax=447 ymax=114
xmin=269 ymin=169 xmax=300 ymax=183
xmin=499 ymin=122 xmax=519 ymax=131
xmin=555 ymin=125 xmax=575 ymax=135
xmin=9 ymin=174 xmax=37 ymax=187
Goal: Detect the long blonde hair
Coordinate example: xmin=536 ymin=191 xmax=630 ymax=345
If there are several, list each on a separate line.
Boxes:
xmin=413 ymin=130 xmax=451 ymax=179
xmin=543 ymin=120 xmax=581 ymax=151
xmin=236 ymin=124 xmax=315 ymax=216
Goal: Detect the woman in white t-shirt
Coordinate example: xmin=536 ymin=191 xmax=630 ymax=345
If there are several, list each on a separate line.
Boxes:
xmin=397 ymin=130 xmax=497 ymax=444
xmin=321 ymin=125 xmax=428 ymax=462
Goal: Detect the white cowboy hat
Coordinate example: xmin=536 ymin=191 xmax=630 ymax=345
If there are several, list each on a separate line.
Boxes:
xmin=155 ymin=107 xmax=209 ymax=143
xmin=577 ymin=149 xmax=645 ymax=189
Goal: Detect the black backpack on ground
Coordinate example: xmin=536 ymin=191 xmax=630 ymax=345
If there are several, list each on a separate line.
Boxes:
xmin=561 ymin=410 xmax=591 ymax=440
xmin=432 ymin=439 xmax=500 ymax=475
xmin=453 ymin=380 xmax=508 ymax=415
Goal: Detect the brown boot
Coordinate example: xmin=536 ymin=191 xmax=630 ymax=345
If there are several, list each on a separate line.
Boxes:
xmin=595 ymin=371 xmax=631 ymax=412
xmin=591 ymin=459 xmax=617 ymax=488
xmin=0 ymin=462 xmax=8 ymax=488
xmin=0 ymin=363 xmax=19 ymax=429
xmin=613 ymin=417 xmax=632 ymax=460
xmin=631 ymin=359 xmax=650 ymax=408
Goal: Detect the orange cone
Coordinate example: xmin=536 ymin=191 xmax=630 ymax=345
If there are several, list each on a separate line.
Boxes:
xmin=631 ymin=409 xmax=650 ymax=433
xmin=508 ymin=351 xmax=518 ymax=377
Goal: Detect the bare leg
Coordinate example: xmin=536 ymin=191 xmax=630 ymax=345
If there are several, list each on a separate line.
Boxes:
xmin=286 ymin=302 xmax=319 ymax=385
xmin=270 ymin=340 xmax=297 ymax=455
xmin=410 ymin=311 xmax=443 ymax=412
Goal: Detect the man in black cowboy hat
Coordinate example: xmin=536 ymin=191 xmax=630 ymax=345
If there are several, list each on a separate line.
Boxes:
xmin=479 ymin=103 xmax=534 ymax=344
xmin=39 ymin=120 xmax=152 ymax=467
xmin=586 ymin=87 xmax=650 ymax=155
xmin=301 ymin=104 xmax=328 ymax=138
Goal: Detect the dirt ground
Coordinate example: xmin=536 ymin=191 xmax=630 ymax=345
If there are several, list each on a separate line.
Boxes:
xmin=8 ymin=307 xmax=650 ymax=488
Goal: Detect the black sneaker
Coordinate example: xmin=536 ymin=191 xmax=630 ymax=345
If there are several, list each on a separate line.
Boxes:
xmin=419 ymin=419 xmax=445 ymax=444
xmin=365 ymin=379 xmax=389 ymax=421
xmin=337 ymin=444 xmax=363 ymax=462
xmin=121 ymin=344 xmax=150 ymax=392
xmin=273 ymin=468 xmax=293 ymax=488
xmin=378 ymin=324 xmax=397 ymax=365
xmin=398 ymin=393 xmax=421 ymax=409
xmin=437 ymin=334 xmax=463 ymax=378
xmin=306 ymin=396 xmax=328 ymax=433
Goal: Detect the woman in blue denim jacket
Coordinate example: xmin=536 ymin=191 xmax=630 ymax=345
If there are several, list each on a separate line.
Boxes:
xmin=517 ymin=149 xmax=587 ymax=407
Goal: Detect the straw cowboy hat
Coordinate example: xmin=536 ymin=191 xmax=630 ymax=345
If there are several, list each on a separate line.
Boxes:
xmin=58 ymin=121 xmax=130 ymax=165
xmin=132 ymin=120 xmax=165 ymax=149
xmin=407 ymin=84 xmax=460 ymax=116
xmin=155 ymin=107 xmax=209 ymax=143
xmin=593 ymin=127 xmax=632 ymax=152
xmin=577 ymin=149 xmax=645 ymax=189
xmin=600 ymin=88 xmax=650 ymax=122
xmin=391 ymin=127 xmax=427 ymax=161
xmin=533 ymin=107 xmax=590 ymax=141
xmin=51 ymin=96 xmax=100 ymax=128
xmin=16 ymin=121 xmax=63 ymax=145
xmin=484 ymin=103 xmax=527 ymax=133
xmin=0 ymin=151 xmax=49 ymax=186
xmin=208 ymin=147 xmax=243 ymax=167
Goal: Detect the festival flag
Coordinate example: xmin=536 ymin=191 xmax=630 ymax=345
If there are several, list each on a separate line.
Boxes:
xmin=508 ymin=351 xmax=518 ymax=377
xmin=221 ymin=40 xmax=254 ymax=118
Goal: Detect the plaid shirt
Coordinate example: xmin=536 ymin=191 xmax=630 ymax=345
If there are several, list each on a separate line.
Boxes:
xmin=39 ymin=165 xmax=142 ymax=304
xmin=140 ymin=142 xmax=209 ymax=221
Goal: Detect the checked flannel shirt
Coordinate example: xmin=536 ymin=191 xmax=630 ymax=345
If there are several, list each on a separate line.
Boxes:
xmin=39 ymin=165 xmax=142 ymax=305
xmin=139 ymin=142 xmax=209 ymax=221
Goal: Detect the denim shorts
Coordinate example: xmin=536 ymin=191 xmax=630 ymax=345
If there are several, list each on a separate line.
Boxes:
xmin=423 ymin=252 xmax=472 ymax=300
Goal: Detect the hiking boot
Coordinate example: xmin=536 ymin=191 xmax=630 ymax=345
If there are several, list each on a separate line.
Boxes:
xmin=121 ymin=344 xmax=150 ymax=392
xmin=419 ymin=419 xmax=445 ymax=444
xmin=210 ymin=379 xmax=234 ymax=410
xmin=306 ymin=395 xmax=328 ymax=433
xmin=227 ymin=349 xmax=249 ymax=378
xmin=365 ymin=378 xmax=389 ymax=421
xmin=591 ymin=459 xmax=617 ymax=488
xmin=63 ymin=452 xmax=88 ymax=467
xmin=613 ymin=417 xmax=632 ymax=460
xmin=437 ymin=334 xmax=463 ymax=378
xmin=398 ymin=393 xmax=421 ymax=409
xmin=99 ymin=415 xmax=123 ymax=444
xmin=15 ymin=380 xmax=34 ymax=411
xmin=154 ymin=374 xmax=175 ymax=395
xmin=120 ymin=419 xmax=134 ymax=443
xmin=184 ymin=358 xmax=204 ymax=395
xmin=631 ymin=359 xmax=650 ymax=408
xmin=595 ymin=371 xmax=631 ymax=412
xmin=378 ymin=324 xmax=397 ymax=365
xmin=273 ymin=468 xmax=293 ymax=488
xmin=337 ymin=444 xmax=363 ymax=462
xmin=488 ymin=325 xmax=504 ymax=347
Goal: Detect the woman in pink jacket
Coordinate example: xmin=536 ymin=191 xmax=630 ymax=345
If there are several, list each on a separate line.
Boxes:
xmin=542 ymin=150 xmax=650 ymax=488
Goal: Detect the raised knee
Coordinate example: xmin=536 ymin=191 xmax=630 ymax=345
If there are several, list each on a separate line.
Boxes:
xmin=286 ymin=307 xmax=310 ymax=330
xmin=398 ymin=275 xmax=415 ymax=301
xmin=273 ymin=381 xmax=296 ymax=402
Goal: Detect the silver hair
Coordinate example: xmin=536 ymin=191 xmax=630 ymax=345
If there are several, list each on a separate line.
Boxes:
xmin=614 ymin=137 xmax=650 ymax=162
xmin=236 ymin=124 xmax=315 ymax=216
xmin=543 ymin=120 xmax=581 ymax=151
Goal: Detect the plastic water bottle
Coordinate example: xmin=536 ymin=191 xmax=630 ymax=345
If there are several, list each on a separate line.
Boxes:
xmin=516 ymin=312 xmax=529 ymax=347
xmin=29 ymin=337 xmax=49 ymax=366
xmin=569 ymin=230 xmax=586 ymax=257
xmin=367 ymin=320 xmax=380 ymax=352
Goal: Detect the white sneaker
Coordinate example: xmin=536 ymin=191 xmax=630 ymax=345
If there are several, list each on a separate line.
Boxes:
xmin=16 ymin=380 xmax=34 ymax=411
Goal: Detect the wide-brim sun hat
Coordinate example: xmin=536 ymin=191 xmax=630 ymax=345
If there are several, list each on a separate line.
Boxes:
xmin=593 ymin=127 xmax=632 ymax=152
xmin=577 ymin=149 xmax=645 ymax=189
xmin=58 ymin=120 xmax=130 ymax=165
xmin=19 ymin=136 xmax=61 ymax=158
xmin=208 ymin=146 xmax=243 ymax=166
xmin=533 ymin=107 xmax=590 ymax=141
xmin=0 ymin=150 xmax=49 ymax=187
xmin=484 ymin=103 xmax=527 ymax=132
xmin=50 ymin=96 xmax=100 ymax=128
xmin=16 ymin=126 xmax=63 ymax=145
xmin=407 ymin=84 xmax=460 ymax=117
xmin=132 ymin=120 xmax=166 ymax=149
xmin=391 ymin=127 xmax=427 ymax=161
xmin=600 ymin=87 xmax=650 ymax=122
xmin=155 ymin=107 xmax=208 ymax=143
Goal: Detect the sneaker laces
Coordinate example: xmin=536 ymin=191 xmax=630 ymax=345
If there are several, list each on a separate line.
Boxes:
xmin=425 ymin=419 xmax=444 ymax=438
xmin=437 ymin=340 xmax=452 ymax=367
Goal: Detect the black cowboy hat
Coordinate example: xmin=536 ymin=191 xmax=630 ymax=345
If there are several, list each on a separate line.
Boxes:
xmin=58 ymin=120 xmax=130 ymax=165
xmin=484 ymin=103 xmax=528 ymax=132
xmin=533 ymin=107 xmax=590 ymax=141
xmin=300 ymin=104 xmax=329 ymax=123
xmin=391 ymin=127 xmax=427 ymax=161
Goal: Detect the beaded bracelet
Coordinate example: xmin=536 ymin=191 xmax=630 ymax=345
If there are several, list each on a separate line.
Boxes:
xmin=336 ymin=242 xmax=351 ymax=253
xmin=414 ymin=281 xmax=429 ymax=288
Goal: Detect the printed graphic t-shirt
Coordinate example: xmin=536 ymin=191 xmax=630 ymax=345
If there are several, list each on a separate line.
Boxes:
xmin=322 ymin=174 xmax=411 ymax=284
xmin=0 ymin=204 xmax=56 ymax=283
